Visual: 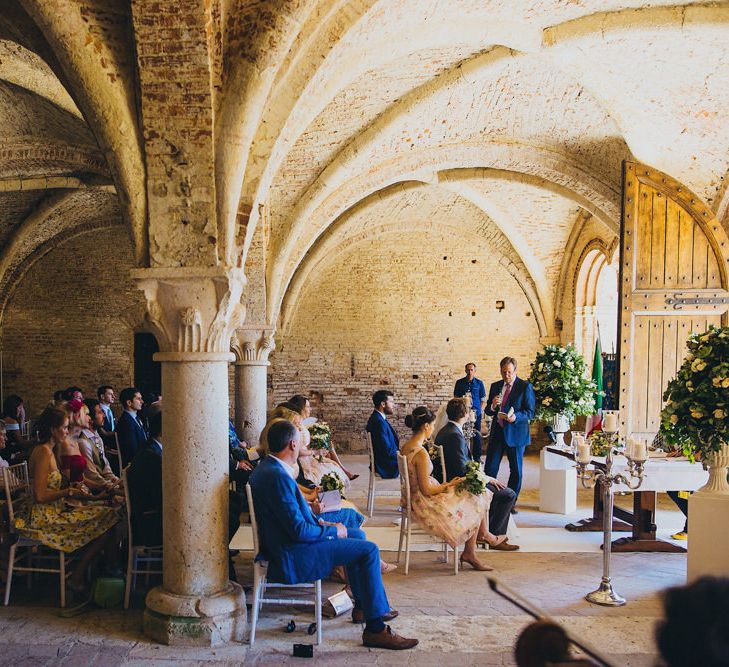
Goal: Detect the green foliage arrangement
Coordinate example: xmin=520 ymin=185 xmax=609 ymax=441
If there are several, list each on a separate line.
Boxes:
xmin=456 ymin=460 xmax=488 ymax=496
xmin=529 ymin=344 xmax=599 ymax=421
xmin=320 ymin=472 xmax=345 ymax=498
xmin=660 ymin=326 xmax=728 ymax=460
xmin=308 ymin=422 xmax=332 ymax=461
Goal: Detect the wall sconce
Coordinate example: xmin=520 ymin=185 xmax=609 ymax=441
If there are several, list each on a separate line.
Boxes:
xmin=495 ymin=300 xmax=505 ymax=311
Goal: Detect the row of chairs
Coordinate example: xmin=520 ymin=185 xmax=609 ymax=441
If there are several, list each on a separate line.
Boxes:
xmin=1 ymin=462 xmax=161 ymax=609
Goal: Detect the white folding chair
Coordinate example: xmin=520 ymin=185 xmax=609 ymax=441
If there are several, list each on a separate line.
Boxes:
xmin=245 ymin=484 xmax=322 ymax=647
xmin=396 ymin=452 xmax=459 ymax=575
xmin=121 ymin=467 xmax=162 ymax=609
xmin=19 ymin=421 xmax=30 ymax=438
xmin=3 ymin=463 xmax=73 ymax=607
xmin=106 ymin=433 xmax=123 ymax=474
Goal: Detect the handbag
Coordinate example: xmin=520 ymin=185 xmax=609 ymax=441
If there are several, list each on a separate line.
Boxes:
xmin=93 ymin=577 xmax=124 ymax=608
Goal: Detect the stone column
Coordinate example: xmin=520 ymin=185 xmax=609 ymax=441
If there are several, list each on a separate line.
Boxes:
xmin=132 ymin=267 xmax=247 ymax=646
xmin=232 ymin=327 xmax=275 ymax=447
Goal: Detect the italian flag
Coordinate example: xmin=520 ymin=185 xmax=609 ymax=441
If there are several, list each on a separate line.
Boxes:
xmin=586 ymin=337 xmax=603 ymax=436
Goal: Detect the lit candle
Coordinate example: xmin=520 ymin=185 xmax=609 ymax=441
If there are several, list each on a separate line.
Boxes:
xmin=634 ymin=440 xmax=648 ymax=462
xmin=603 ymin=411 xmax=619 ymax=433
xmin=625 ymin=437 xmax=635 ymax=460
xmin=576 ymin=441 xmax=592 ymax=464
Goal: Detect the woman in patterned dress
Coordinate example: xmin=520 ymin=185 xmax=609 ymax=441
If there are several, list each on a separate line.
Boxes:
xmin=401 ymin=406 xmax=500 ymax=571
xmin=15 ymin=406 xmax=120 ymax=594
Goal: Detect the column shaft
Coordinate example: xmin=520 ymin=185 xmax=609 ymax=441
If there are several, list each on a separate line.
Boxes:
xmin=235 ymin=361 xmax=269 ymax=446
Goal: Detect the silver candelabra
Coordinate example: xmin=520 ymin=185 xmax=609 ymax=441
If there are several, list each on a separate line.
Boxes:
xmin=574 ymin=428 xmax=647 ymax=606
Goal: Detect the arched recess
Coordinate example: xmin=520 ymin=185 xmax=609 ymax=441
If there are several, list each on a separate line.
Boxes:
xmin=265 ymin=142 xmax=620 ymax=320
xmin=277 ymin=182 xmax=548 ymax=338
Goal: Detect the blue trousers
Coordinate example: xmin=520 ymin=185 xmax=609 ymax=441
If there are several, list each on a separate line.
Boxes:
xmin=319 ymin=507 xmax=365 ymax=529
xmin=471 ymin=414 xmax=483 ymax=461
xmin=484 ymin=430 xmax=526 ymax=499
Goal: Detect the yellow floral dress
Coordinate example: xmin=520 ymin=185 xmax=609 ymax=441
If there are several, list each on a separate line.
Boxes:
xmin=405 ymin=446 xmax=491 ymax=548
xmin=14 ymin=470 xmax=120 ymax=553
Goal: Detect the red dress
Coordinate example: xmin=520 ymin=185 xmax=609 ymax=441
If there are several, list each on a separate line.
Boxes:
xmin=61 ymin=454 xmax=87 ymax=483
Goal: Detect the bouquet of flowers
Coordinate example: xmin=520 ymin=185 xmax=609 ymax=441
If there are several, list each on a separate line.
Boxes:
xmin=424 ymin=441 xmax=440 ymax=465
xmin=320 ymin=472 xmax=345 ymax=498
xmin=456 ymin=460 xmax=488 ymax=495
xmin=529 ymin=343 xmax=599 ymax=421
xmin=588 ymin=430 xmax=617 ymax=457
xmin=660 ymin=325 xmax=728 ymax=460
xmin=308 ymin=422 xmax=332 ymax=460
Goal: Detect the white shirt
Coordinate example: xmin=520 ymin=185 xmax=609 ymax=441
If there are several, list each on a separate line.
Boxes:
xmin=270 ymin=454 xmax=297 ymax=479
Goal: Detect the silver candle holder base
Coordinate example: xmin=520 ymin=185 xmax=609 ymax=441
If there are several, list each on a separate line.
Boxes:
xmin=585 ymin=579 xmax=626 ymax=607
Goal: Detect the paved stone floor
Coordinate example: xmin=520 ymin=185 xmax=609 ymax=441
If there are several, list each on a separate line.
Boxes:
xmin=0 ymin=452 xmax=686 ymax=666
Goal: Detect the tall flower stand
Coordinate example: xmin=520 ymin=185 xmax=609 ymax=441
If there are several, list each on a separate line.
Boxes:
xmin=687 ymin=443 xmax=729 ymax=581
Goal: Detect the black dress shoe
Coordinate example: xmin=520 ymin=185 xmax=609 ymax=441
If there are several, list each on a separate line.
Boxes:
xmin=352 ymin=608 xmax=399 ymax=624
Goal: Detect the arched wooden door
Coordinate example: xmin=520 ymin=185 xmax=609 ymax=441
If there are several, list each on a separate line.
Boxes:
xmin=618 ymin=162 xmax=729 ymax=440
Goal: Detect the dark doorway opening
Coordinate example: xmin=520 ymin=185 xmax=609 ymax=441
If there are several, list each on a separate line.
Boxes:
xmin=134 ymin=333 xmax=161 ymax=399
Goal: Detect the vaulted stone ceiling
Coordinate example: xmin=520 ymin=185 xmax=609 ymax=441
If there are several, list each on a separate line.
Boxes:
xmin=0 ymin=0 xmax=728 ymax=339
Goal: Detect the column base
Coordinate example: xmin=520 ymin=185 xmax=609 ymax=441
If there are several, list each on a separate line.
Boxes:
xmin=144 ymin=582 xmax=247 ymax=646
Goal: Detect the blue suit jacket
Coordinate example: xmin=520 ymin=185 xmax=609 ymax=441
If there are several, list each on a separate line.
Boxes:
xmin=454 ymin=376 xmax=486 ymax=417
xmin=366 ymin=411 xmax=399 ymax=478
xmin=249 ymin=456 xmax=338 ymax=584
xmin=485 ymin=377 xmax=535 ymax=448
xmin=116 ymin=411 xmax=148 ymax=466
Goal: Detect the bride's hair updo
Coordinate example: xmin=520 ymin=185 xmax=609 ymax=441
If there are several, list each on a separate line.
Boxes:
xmin=404 ymin=406 xmax=435 ymax=432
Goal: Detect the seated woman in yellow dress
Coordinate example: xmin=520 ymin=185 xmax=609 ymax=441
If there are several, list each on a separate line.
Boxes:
xmin=401 ymin=406 xmax=504 ymax=571
xmin=14 ymin=406 xmax=121 ymax=598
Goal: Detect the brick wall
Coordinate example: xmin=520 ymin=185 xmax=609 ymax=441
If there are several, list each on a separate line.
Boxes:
xmin=271 ymin=234 xmax=542 ymax=452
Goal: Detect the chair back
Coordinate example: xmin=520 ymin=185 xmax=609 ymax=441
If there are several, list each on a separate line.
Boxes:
xmin=120 ymin=466 xmax=136 ymax=546
xmin=397 ymin=452 xmax=410 ymax=514
xmin=106 ymin=432 xmax=124 ymax=471
xmin=245 ymin=483 xmax=261 ymax=555
xmin=365 ymin=431 xmax=375 ymax=472
xmin=2 ymin=462 xmax=30 ymax=526
xmin=19 ymin=421 xmax=31 ymax=438
xmin=437 ymin=445 xmax=447 ymax=482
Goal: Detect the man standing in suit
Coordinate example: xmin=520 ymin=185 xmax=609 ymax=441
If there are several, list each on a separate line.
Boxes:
xmin=366 ymin=390 xmax=399 ymax=479
xmin=453 ymin=362 xmax=486 ymax=462
xmin=250 ymin=420 xmax=417 ymax=650
xmin=116 ymin=387 xmax=148 ymax=467
xmin=435 ymin=398 xmax=519 ymax=548
xmin=484 ymin=357 xmax=535 ymax=509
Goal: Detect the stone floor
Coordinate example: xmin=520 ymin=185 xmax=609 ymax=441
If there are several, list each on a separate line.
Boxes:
xmin=0 ymin=452 xmax=687 ymax=666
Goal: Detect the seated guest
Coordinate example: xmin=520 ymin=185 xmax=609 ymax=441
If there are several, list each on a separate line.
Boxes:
xmin=96 ymin=385 xmax=116 ymax=437
xmin=63 ymin=386 xmax=84 ymax=402
xmin=116 ymin=387 xmax=147 ymax=467
xmin=62 ymin=400 xmax=101 ymax=490
xmin=289 ymin=395 xmax=359 ymax=481
xmin=127 ymin=411 xmax=163 ymax=546
xmin=401 ymin=406 xmax=500 ymax=571
xmin=366 ymin=390 xmax=399 ymax=479
xmin=0 ymin=421 xmax=9 ymax=468
xmin=1 ymin=394 xmax=26 ymax=462
xmin=15 ymin=406 xmax=120 ymax=597
xmin=228 ymin=419 xmax=254 ymax=512
xmin=77 ymin=399 xmax=120 ymax=492
xmin=250 ymin=420 xmax=417 ymax=649
xmin=435 ymin=398 xmax=519 ymax=550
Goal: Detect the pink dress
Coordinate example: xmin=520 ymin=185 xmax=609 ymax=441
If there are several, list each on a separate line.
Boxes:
xmin=405 ymin=446 xmax=491 ymax=548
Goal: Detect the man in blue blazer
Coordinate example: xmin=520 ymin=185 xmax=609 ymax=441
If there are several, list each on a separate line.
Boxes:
xmin=483 ymin=357 xmax=535 ymax=505
xmin=116 ymin=386 xmax=148 ymax=467
xmin=366 ymin=390 xmax=399 ymax=478
xmin=250 ymin=420 xmax=417 ymax=650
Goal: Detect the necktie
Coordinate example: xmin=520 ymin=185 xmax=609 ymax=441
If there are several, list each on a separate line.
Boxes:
xmin=498 ymin=384 xmax=512 ymax=427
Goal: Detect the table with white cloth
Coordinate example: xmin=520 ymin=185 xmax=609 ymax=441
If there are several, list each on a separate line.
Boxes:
xmin=547 ymin=446 xmax=708 ymax=553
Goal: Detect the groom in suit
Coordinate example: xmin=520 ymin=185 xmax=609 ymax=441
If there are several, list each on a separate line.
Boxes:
xmin=366 ymin=390 xmax=399 ymax=479
xmin=116 ymin=386 xmax=148 ymax=467
xmin=484 ymin=357 xmax=535 ymax=506
xmin=250 ymin=419 xmax=418 ymax=650
xmin=435 ymin=398 xmax=519 ymax=548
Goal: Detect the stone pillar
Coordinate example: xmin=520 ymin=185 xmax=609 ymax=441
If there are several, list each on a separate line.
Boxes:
xmin=132 ymin=267 xmax=247 ymax=646
xmin=232 ymin=327 xmax=275 ymax=447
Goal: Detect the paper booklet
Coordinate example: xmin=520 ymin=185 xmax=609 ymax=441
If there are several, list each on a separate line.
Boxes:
xmin=318 ymin=489 xmax=342 ymax=513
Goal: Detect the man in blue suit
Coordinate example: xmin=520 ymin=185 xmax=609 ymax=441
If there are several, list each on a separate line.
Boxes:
xmin=250 ymin=420 xmax=417 ymax=650
xmin=116 ymin=386 xmax=148 ymax=467
xmin=365 ymin=390 xmax=399 ymax=479
xmin=484 ymin=357 xmax=535 ymax=507
xmin=453 ymin=362 xmax=487 ymax=462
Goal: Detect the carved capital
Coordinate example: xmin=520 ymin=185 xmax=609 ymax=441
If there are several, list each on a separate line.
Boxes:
xmin=131 ymin=267 xmax=246 ymax=355
xmin=232 ymin=326 xmax=276 ymax=364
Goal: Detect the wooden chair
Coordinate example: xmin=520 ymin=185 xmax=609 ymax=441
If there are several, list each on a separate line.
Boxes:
xmin=121 ymin=467 xmax=162 ymax=609
xmin=396 ymin=452 xmax=459 ymax=575
xmin=2 ymin=462 xmax=73 ymax=607
xmin=106 ymin=433 xmax=123 ymax=476
xmin=245 ymin=483 xmax=322 ymax=647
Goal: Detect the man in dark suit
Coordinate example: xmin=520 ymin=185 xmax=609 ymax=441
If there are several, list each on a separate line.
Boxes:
xmin=453 ymin=362 xmax=487 ymax=462
xmin=250 ymin=420 xmax=417 ymax=650
xmin=127 ymin=411 xmax=163 ymax=546
xmin=116 ymin=386 xmax=148 ymax=467
xmin=435 ymin=398 xmax=519 ymax=548
xmin=483 ymin=357 xmax=536 ymax=507
xmin=366 ymin=389 xmax=399 ymax=479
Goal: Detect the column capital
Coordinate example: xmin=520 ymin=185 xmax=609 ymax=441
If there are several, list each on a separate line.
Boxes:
xmin=231 ymin=326 xmax=275 ymax=364
xmin=131 ymin=267 xmax=246 ymax=355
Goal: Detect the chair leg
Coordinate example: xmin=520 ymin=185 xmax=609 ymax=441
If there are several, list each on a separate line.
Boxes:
xmin=132 ymin=552 xmax=139 ymax=594
xmin=315 ymin=579 xmax=322 ymax=646
xmin=367 ymin=475 xmax=375 ymax=517
xmin=249 ymin=572 xmax=262 ymax=647
xmin=454 ymin=544 xmax=459 ymax=576
xmin=396 ymin=516 xmax=405 ymax=563
xmin=404 ymin=519 xmax=411 ymax=576
xmin=60 ymin=552 xmax=65 ymax=608
xmin=4 ymin=543 xmax=16 ymax=606
xmin=124 ymin=547 xmax=134 ymax=610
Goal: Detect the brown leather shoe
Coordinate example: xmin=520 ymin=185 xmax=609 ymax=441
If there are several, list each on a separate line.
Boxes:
xmin=489 ymin=540 xmax=520 ymax=551
xmin=362 ymin=625 xmax=418 ymax=650
xmin=352 ymin=608 xmax=399 ymax=624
